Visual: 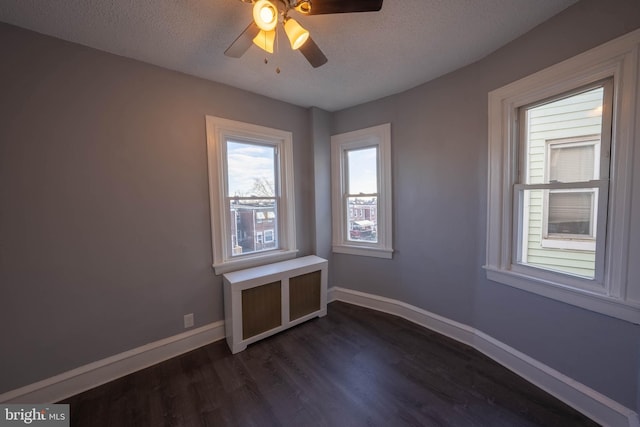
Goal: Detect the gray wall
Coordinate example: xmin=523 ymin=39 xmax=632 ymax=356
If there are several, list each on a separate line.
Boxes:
xmin=0 ymin=23 xmax=314 ymax=393
xmin=310 ymin=107 xmax=332 ymax=261
xmin=330 ymin=0 xmax=640 ymax=411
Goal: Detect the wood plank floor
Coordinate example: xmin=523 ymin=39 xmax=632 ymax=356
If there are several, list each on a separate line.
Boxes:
xmin=62 ymin=301 xmax=599 ymax=426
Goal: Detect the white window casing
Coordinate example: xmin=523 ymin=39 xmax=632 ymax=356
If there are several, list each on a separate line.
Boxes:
xmin=206 ymin=116 xmax=297 ymax=275
xmin=486 ymin=29 xmax=640 ymax=324
xmin=331 ymin=123 xmax=393 ymax=259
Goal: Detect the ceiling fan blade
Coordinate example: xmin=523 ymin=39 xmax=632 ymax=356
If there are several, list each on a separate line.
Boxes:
xmin=299 ymin=37 xmax=328 ymax=68
xmin=224 ymin=21 xmax=260 ymax=58
xmin=305 ymin=0 xmax=383 ymax=15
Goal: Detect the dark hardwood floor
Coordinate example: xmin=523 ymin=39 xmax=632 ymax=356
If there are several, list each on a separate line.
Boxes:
xmin=62 ymin=301 xmax=599 ymax=426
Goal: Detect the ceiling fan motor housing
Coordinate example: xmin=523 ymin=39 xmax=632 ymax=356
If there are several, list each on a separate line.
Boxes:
xmin=227 ymin=0 xmax=383 ymax=67
xmin=293 ymin=0 xmax=312 ymax=14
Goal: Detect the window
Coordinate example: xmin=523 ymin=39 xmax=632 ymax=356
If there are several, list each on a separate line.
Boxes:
xmin=331 ymin=123 xmax=392 ymax=259
xmin=206 ymin=116 xmax=297 ymax=274
xmin=516 ymin=84 xmax=610 ymax=279
xmin=486 ymin=30 xmax=639 ymax=323
xmin=543 ymin=135 xmax=601 ymax=251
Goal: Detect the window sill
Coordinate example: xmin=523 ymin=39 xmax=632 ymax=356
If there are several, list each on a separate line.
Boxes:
xmin=484 ymin=266 xmax=640 ymax=324
xmin=541 ymin=238 xmax=596 ymax=251
xmin=333 ymin=244 xmax=393 ymax=259
xmin=213 ymin=249 xmax=298 ymax=275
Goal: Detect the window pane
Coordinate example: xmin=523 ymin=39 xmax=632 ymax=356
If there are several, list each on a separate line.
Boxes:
xmin=549 ymin=144 xmax=595 ymax=182
xmin=347 ymin=147 xmax=377 ymax=194
xmin=525 ymin=87 xmax=603 ymax=185
xmin=229 ymin=199 xmax=277 ymax=256
xmin=347 ymin=197 xmax=378 ymax=243
xmin=226 ymin=141 xmax=276 ymax=197
xmin=518 ymin=189 xmax=595 ymax=279
xmin=548 ymin=191 xmax=594 ymax=236
xmin=264 ymin=229 xmax=274 ymax=242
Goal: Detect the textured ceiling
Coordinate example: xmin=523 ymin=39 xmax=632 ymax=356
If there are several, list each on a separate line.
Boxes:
xmin=0 ymin=0 xmax=578 ymax=111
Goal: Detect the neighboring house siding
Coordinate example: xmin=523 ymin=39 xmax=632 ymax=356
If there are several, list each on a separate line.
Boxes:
xmin=525 ymin=89 xmax=602 ymax=277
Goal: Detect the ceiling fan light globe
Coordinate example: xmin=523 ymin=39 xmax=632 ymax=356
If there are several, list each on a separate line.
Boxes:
xmin=253 ymin=30 xmax=275 ymax=53
xmin=253 ymin=0 xmax=278 ymax=31
xmin=284 ymin=18 xmax=310 ymax=50
xmin=291 ymin=32 xmax=309 ymax=50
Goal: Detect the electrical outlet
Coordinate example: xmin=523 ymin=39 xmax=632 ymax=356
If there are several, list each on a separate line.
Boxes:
xmin=184 ymin=313 xmax=194 ymax=328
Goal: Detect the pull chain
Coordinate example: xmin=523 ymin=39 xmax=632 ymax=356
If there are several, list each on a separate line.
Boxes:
xmin=261 ymin=16 xmax=281 ymax=73
xmin=274 ymin=23 xmax=280 ymax=74
xmin=263 ymin=30 xmax=269 ymax=64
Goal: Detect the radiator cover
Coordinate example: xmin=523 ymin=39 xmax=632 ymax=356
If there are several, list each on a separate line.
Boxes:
xmin=223 ymin=255 xmax=328 ymax=354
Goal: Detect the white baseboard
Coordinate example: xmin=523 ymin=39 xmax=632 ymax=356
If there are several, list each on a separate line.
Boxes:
xmin=0 ymin=321 xmax=226 ymax=404
xmin=328 ymin=286 xmax=639 ymax=427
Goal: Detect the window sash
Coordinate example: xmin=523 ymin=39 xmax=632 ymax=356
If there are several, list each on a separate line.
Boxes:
xmin=346 ymin=146 xmax=379 ymax=194
xmin=344 ymin=194 xmax=379 ymax=244
xmin=222 ymin=137 xmax=282 ymax=258
xmin=224 ymin=140 xmax=278 ymax=198
xmin=518 ymin=81 xmax=612 ymax=185
xmin=343 ymin=144 xmax=380 ymax=246
xmin=513 ymin=180 xmax=609 ymax=284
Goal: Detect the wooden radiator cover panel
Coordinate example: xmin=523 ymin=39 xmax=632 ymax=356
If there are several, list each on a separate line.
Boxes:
xmin=289 ymin=270 xmax=321 ymax=321
xmin=242 ymin=280 xmax=282 ymax=339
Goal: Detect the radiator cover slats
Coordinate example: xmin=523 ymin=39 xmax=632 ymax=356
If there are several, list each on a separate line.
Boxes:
xmin=289 ymin=271 xmax=322 ymax=321
xmin=242 ymin=281 xmax=282 ymax=339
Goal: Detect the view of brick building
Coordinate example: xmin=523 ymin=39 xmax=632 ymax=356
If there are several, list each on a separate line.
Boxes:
xmin=230 ymin=203 xmax=277 ymax=255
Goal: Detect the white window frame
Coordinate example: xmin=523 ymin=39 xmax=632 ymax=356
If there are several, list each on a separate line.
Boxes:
xmin=206 ymin=116 xmax=297 ymax=275
xmin=486 ymin=30 xmax=640 ymax=324
xmin=331 ymin=123 xmax=393 ymax=259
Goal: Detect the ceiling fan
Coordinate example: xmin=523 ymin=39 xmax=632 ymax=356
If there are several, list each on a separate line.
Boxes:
xmin=225 ymin=0 xmax=384 ymax=68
